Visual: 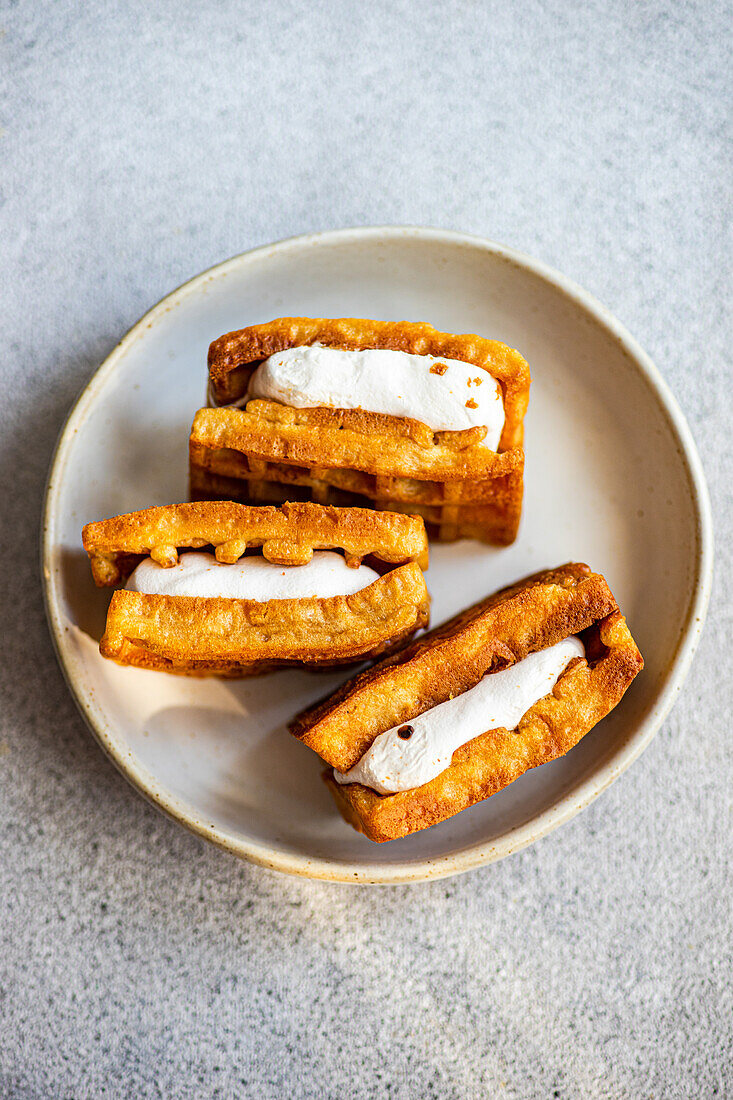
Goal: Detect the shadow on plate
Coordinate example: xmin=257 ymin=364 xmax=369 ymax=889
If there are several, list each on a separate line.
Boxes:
xmin=55 ymin=547 xmax=113 ymax=642
xmin=141 ymin=703 xmax=335 ymax=832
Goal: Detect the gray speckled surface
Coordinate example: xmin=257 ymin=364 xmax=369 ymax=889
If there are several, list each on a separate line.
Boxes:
xmin=1 ymin=2 xmax=730 ymax=1097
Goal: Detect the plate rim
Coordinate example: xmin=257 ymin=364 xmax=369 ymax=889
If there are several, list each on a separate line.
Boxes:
xmin=41 ymin=225 xmax=714 ymax=884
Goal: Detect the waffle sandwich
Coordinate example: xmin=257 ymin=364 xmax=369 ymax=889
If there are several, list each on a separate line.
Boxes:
xmin=190 ymin=317 xmax=530 ymax=544
xmin=82 ymin=501 xmax=430 ymax=676
xmin=290 ymin=564 xmax=643 ymax=841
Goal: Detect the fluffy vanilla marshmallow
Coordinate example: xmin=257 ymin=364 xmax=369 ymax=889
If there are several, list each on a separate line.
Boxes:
xmin=334 ymin=636 xmax=586 ymax=794
xmin=246 ymin=344 xmax=505 ymax=450
xmin=126 ymin=550 xmax=380 ymax=601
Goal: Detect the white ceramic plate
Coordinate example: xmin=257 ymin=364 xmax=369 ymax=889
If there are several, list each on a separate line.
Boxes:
xmin=42 ymin=227 xmax=712 ymax=884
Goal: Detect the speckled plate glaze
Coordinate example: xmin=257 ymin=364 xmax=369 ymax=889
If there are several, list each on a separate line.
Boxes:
xmin=42 ymin=227 xmax=712 ymax=884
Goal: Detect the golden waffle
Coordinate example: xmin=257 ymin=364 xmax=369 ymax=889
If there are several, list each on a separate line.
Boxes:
xmin=290 ymin=564 xmax=643 ymax=841
xmin=82 ymin=501 xmax=430 ymax=677
xmin=192 ymin=317 xmax=530 ymax=544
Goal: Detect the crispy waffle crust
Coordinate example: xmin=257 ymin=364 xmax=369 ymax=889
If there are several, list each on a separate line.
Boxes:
xmin=82 ymin=501 xmax=430 ymax=677
xmin=289 ymin=564 xmax=643 ymax=841
xmin=192 ymin=317 xmax=530 ymax=544
xmin=82 ymin=500 xmax=429 ymax=585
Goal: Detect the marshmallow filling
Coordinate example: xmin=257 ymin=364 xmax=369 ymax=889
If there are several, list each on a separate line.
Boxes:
xmin=126 ymin=550 xmax=380 ymax=601
xmin=213 ymin=344 xmax=506 ymax=450
xmin=334 ymin=636 xmax=586 ymax=794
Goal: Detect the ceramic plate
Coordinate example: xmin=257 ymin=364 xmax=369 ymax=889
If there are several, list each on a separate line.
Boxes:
xmin=42 ymin=227 xmax=712 ymax=883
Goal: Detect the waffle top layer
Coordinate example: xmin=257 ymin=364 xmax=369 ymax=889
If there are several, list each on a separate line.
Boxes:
xmin=82 ymin=500 xmax=429 ymax=586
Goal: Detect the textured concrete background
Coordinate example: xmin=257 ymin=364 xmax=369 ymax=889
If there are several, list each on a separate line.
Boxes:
xmin=1 ymin=1 xmax=731 ymax=1097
